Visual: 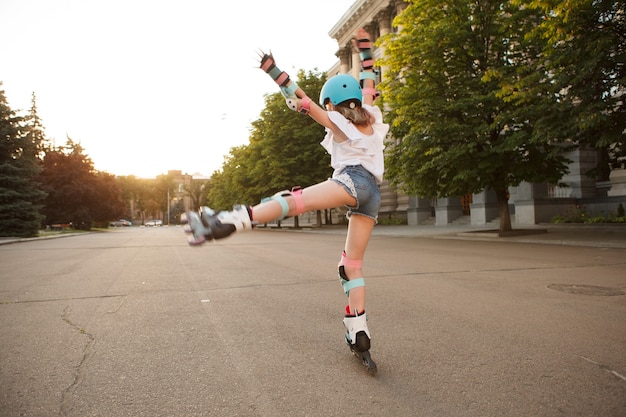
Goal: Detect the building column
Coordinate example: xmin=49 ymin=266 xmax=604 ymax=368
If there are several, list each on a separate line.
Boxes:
xmin=559 ymin=147 xmax=600 ymax=198
xmin=376 ymin=9 xmax=392 ymax=36
xmin=470 ymin=189 xmax=499 ymax=225
xmin=374 ymin=7 xmax=401 ymax=215
xmin=351 ymin=46 xmax=360 ymax=80
xmin=512 ymin=182 xmax=574 ymax=224
xmin=394 ymin=0 xmax=408 ymax=16
xmin=435 ymin=197 xmax=463 ymax=225
xmin=336 ymin=47 xmax=351 ymax=75
xmin=407 ymin=196 xmax=433 ymax=225
xmin=608 ymin=169 xmax=626 ymax=196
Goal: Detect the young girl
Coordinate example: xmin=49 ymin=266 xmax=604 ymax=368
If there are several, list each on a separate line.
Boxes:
xmin=183 ymin=28 xmax=388 ymax=370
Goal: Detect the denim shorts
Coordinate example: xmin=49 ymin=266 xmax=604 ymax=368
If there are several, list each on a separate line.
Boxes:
xmin=330 ymin=165 xmax=381 ymax=222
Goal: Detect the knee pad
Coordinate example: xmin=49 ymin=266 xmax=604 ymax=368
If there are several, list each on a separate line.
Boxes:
xmin=338 ymin=251 xmax=364 ymax=296
xmin=261 ymin=187 xmax=305 ymax=220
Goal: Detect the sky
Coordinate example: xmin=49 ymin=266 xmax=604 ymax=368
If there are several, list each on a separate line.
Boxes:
xmin=1 ymin=0 xmax=356 ymax=178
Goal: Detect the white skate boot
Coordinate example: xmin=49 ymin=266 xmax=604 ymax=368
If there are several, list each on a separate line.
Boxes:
xmin=182 ymin=205 xmax=252 ymax=245
xmin=343 ymin=312 xmax=377 ymax=372
xmin=343 ymin=313 xmax=371 ymax=352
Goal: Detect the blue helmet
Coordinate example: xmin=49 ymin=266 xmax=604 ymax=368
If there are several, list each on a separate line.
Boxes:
xmin=319 ymin=74 xmax=362 ymax=107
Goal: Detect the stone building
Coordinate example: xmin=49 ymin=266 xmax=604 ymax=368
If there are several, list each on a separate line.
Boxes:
xmin=325 ymin=0 xmax=625 ymax=226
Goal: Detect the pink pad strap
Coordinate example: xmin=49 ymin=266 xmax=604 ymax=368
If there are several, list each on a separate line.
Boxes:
xmin=362 ymin=87 xmax=379 ymax=100
xmin=357 ymin=38 xmax=372 ymax=50
xmin=299 ymin=96 xmax=311 ymax=114
xmin=361 ymin=58 xmax=375 ymax=69
xmin=291 ymin=187 xmax=305 ymax=215
xmin=275 ymin=71 xmax=290 ymax=87
xmin=340 ymin=251 xmax=363 ymax=268
xmin=260 ymin=58 xmax=274 ymax=72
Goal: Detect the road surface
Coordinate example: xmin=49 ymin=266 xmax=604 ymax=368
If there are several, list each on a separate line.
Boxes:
xmin=1 ymin=226 xmax=624 ymax=416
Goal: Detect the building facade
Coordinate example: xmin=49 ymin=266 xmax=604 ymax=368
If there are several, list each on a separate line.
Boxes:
xmin=326 ymin=0 xmax=625 ymax=226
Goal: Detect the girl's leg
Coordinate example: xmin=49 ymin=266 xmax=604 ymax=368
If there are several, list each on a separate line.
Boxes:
xmin=342 ymin=214 xmax=376 ymax=314
xmin=182 ymin=180 xmax=355 ymax=244
xmin=341 ymin=214 xmax=376 ymax=357
xmin=250 ymin=180 xmax=356 ymax=224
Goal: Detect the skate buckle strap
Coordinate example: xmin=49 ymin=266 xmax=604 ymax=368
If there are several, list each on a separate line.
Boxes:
xmin=342 ymin=277 xmax=365 ymax=296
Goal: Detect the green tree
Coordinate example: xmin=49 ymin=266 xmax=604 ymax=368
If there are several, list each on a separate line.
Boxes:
xmin=184 ymin=179 xmax=209 ymax=211
xmin=0 ymin=86 xmax=46 ymax=237
xmin=208 ymin=70 xmax=329 ymax=226
xmin=512 ymin=0 xmax=625 ymax=177
xmin=116 ymin=175 xmax=141 ymax=219
xmin=39 ymin=139 xmax=94 ymax=229
xmin=89 ymin=171 xmax=127 ymax=227
xmin=207 ymin=146 xmax=256 ymax=210
xmin=39 ymin=138 xmax=125 ymax=229
xmin=136 ymin=178 xmax=158 ymax=224
xmin=155 ymin=174 xmax=173 ymax=220
xmin=116 ymin=175 xmax=159 ymax=222
xmin=379 ymin=0 xmax=572 ymax=231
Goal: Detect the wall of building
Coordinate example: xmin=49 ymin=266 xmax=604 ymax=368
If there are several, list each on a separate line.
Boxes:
xmin=326 ymin=0 xmax=625 ymax=226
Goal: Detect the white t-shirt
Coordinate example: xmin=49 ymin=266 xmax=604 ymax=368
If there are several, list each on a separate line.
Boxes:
xmin=320 ymin=104 xmax=389 ymax=185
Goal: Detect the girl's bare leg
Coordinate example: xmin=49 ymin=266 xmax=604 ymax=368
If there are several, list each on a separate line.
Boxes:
xmin=342 ymin=214 xmax=375 ymax=314
xmin=250 ymin=180 xmax=373 ymax=313
xmin=250 ymin=180 xmax=356 ymax=224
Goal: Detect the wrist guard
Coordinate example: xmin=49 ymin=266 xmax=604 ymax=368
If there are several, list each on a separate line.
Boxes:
xmin=259 ymin=51 xmax=299 ymax=98
xmin=356 ymin=38 xmax=374 ymax=70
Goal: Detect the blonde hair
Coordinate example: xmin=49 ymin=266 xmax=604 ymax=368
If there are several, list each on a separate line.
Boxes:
xmin=335 ymin=100 xmax=373 ymax=127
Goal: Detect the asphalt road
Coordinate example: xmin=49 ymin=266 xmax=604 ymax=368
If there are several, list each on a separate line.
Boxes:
xmin=0 ymin=226 xmax=624 ymax=417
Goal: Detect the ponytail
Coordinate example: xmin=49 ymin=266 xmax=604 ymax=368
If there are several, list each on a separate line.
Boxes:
xmin=335 ymin=101 xmax=373 ymax=127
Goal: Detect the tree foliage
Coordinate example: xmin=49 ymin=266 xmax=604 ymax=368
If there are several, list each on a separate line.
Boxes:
xmin=207 ymin=70 xmax=329 ymax=211
xmin=184 ymin=179 xmax=209 ymax=212
xmin=379 ymin=0 xmax=575 ymax=231
xmin=512 ymin=0 xmax=625 ymax=175
xmin=0 ymin=86 xmax=46 ymax=237
xmin=39 ymin=139 xmax=126 ymax=229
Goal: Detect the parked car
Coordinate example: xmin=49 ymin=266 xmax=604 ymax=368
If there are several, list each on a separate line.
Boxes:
xmin=109 ymin=219 xmax=132 ymax=227
xmin=144 ymin=219 xmax=163 ymax=227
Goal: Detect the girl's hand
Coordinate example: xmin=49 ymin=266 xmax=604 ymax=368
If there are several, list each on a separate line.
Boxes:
xmin=258 ymin=50 xmax=298 ymax=98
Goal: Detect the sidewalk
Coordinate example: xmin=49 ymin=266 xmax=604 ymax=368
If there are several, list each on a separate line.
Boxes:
xmin=279 ymin=223 xmax=626 ymax=249
xmin=1 ymin=224 xmax=624 ymax=249
xmin=0 ymin=232 xmax=86 ymax=246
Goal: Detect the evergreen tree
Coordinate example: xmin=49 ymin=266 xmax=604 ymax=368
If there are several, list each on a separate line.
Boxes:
xmin=379 ymin=0 xmax=572 ymax=231
xmin=0 ymin=85 xmax=46 ymax=237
